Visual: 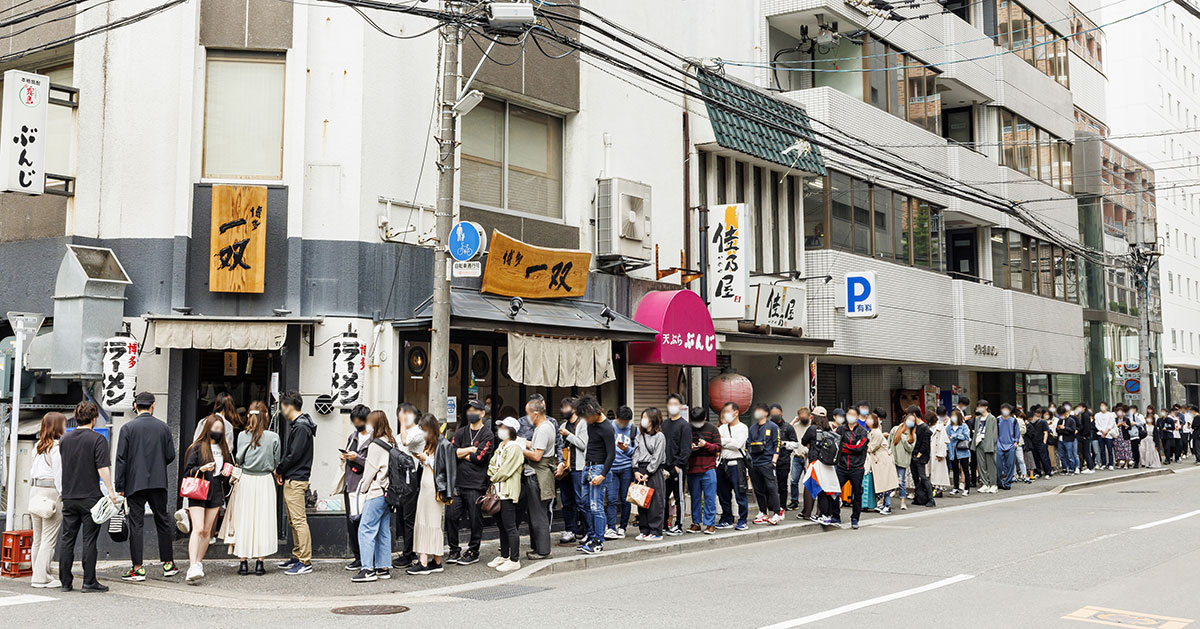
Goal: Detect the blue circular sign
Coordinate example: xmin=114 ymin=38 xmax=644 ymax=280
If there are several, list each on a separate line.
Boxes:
xmin=1124 ymin=379 xmax=1141 ymax=394
xmin=448 ymin=221 xmax=486 ymax=261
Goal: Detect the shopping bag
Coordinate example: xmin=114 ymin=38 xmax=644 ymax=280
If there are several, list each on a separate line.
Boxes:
xmin=627 ymin=481 xmax=654 ymax=509
xmin=180 ymin=471 xmax=211 ymax=501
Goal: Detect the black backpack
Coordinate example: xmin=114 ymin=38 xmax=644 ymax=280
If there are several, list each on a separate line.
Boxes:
xmin=373 ymin=438 xmax=420 ymax=508
xmin=814 ymin=430 xmax=839 ymax=466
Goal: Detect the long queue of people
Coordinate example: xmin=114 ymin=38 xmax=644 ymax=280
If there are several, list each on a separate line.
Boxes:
xmin=25 ymin=390 xmax=1200 ymax=590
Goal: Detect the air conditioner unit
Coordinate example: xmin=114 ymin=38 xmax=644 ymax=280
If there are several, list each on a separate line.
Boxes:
xmin=596 ymin=177 xmax=652 ymax=262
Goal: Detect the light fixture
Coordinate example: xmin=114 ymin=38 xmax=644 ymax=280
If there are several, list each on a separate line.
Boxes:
xmin=171 ymin=306 xmax=191 ymax=315
xmin=273 ymin=308 xmax=292 ymax=317
xmin=408 ymin=346 xmax=428 ymax=376
xmin=453 ymin=89 xmax=484 ymax=117
xmin=600 ymin=306 xmax=617 ymax=328
xmin=507 ymin=296 xmax=524 ymax=319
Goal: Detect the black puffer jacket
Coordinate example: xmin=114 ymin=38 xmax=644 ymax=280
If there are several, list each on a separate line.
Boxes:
xmin=434 ymin=437 xmax=457 ymax=503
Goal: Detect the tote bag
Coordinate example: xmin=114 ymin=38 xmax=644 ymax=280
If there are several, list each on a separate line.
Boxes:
xmin=180 ymin=470 xmax=211 ymax=501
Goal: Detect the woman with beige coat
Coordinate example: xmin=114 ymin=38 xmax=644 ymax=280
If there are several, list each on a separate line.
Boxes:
xmin=867 ymin=416 xmax=899 ymax=515
xmin=350 ymin=410 xmax=396 ymax=583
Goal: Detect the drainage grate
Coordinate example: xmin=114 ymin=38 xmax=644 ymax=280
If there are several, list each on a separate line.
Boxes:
xmin=1117 ymin=490 xmax=1159 ymax=494
xmin=330 ymin=605 xmax=410 ymax=616
xmin=450 ymin=584 xmax=549 ymax=601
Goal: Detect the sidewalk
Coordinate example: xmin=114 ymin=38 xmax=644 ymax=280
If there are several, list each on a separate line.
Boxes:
xmin=83 ymin=462 xmax=1186 ymax=607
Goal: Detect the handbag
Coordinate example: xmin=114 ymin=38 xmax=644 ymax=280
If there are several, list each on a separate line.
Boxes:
xmin=90 ymin=495 xmax=119 ymax=524
xmin=180 ymin=470 xmax=211 ymax=501
xmin=627 ymin=481 xmax=654 ymax=509
xmin=28 ymin=491 xmax=58 ymax=519
xmin=108 ymin=502 xmax=129 ymax=543
xmin=477 ymin=484 xmax=502 ymax=515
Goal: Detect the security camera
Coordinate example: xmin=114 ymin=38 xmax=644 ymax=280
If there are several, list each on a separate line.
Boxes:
xmin=508 ymin=296 xmax=524 ymax=319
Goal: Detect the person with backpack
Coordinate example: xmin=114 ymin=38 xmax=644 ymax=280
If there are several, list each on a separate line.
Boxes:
xmin=608 ymin=406 xmax=637 ymax=537
xmin=276 ymin=391 xmax=316 ymax=575
xmin=946 ymin=409 xmax=971 ymax=495
xmin=392 ymin=403 xmax=424 ymax=568
xmin=488 ymin=417 xmax=525 ymax=572
xmin=446 ymin=400 xmax=493 ymax=566
xmin=806 ymin=409 xmax=842 ymax=525
xmin=797 ymin=407 xmax=825 ymax=520
xmin=338 ymin=404 xmax=373 ymax=572
xmin=716 ymin=401 xmax=749 ymax=530
xmin=229 ymin=402 xmax=281 ymax=576
xmin=350 ymin=410 xmax=397 ymax=582
xmin=660 ymin=394 xmax=692 ymax=536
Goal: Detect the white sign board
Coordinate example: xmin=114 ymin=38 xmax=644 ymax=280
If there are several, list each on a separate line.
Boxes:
xmin=844 ymin=271 xmax=878 ymax=319
xmin=452 ymin=260 xmax=481 ymax=278
xmin=707 ymin=203 xmax=747 ymax=319
xmin=753 ymin=284 xmax=804 ymax=329
xmin=0 ymin=70 xmax=49 ymax=194
xmin=101 ymin=337 xmax=139 ymax=412
xmin=331 ymin=336 xmax=366 ymax=408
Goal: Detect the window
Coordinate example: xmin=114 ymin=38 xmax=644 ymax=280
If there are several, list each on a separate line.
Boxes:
xmin=813 ymin=170 xmax=944 ymax=271
xmin=857 ymin=36 xmax=940 ymax=133
xmin=852 ymin=178 xmax=871 ymax=255
xmin=830 ymin=171 xmax=853 ymax=251
xmin=1009 ymin=230 xmax=1025 ymax=291
xmin=1172 ymin=329 xmax=1177 ymax=351
xmin=202 ymin=50 xmax=286 ymax=180
xmin=874 ymin=185 xmax=893 ymax=260
xmin=1169 ymin=271 xmax=1175 ymax=293
xmin=993 ymin=0 xmax=1069 ymax=86
xmin=461 ymin=97 xmax=563 ymax=218
xmin=997 ymin=108 xmax=1072 ymax=192
xmin=803 ymin=176 xmax=825 ymax=249
xmin=992 ymin=230 xmax=1009 ymax=288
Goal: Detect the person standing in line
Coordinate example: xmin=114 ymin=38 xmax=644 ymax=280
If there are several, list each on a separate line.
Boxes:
xmin=114 ymin=391 xmax=178 ymax=582
xmin=1129 ymin=405 xmax=1145 ymax=469
xmin=487 ymin=417 xmax=525 ymax=572
xmin=831 ymin=409 xmax=869 ymax=529
xmin=229 ymin=402 xmax=280 ymax=576
xmin=633 ymin=408 xmax=667 ymax=541
xmin=575 ymin=396 xmax=614 ymax=554
xmin=957 ymin=396 xmax=979 ymax=489
xmin=275 ymin=392 xmax=316 ymax=575
xmin=865 ymin=413 xmax=898 ymax=514
xmin=747 ymin=403 xmax=783 ymax=525
xmin=946 ymin=409 xmax=971 ymax=495
xmin=929 ymin=409 xmax=951 ymax=495
xmin=392 ymin=403 xmax=423 ymax=568
xmin=556 ymin=397 xmax=586 ymax=545
xmin=182 ymin=415 xmax=232 ymax=584
xmin=194 ymin=392 xmax=237 ymax=452
xmin=608 ymin=406 xmax=637 ymax=538
xmin=1057 ymin=405 xmax=1079 ymax=476
xmin=686 ymin=406 xmax=721 ymax=534
xmin=1159 ymin=407 xmax=1178 ymax=464
xmin=770 ymin=404 xmax=798 ymax=507
xmin=1094 ymin=402 xmax=1116 ymax=470
xmin=1029 ymin=408 xmax=1053 ymax=478
xmin=889 ymin=415 xmax=915 ymax=510
xmin=28 ymin=412 xmax=65 ymax=589
xmin=1191 ymin=405 xmax=1200 ymax=465
xmin=716 ymin=402 xmax=750 ymax=530
xmin=995 ymin=404 xmax=1021 ymax=490
xmin=1014 ymin=410 xmax=1033 ymax=483
xmin=660 ymin=394 xmax=692 ymax=536
xmin=1139 ymin=415 xmax=1163 ymax=468
xmin=521 ymin=397 xmax=556 ymax=560
xmin=350 ymin=410 xmax=396 ymax=583
xmin=446 ymin=400 xmax=493 ymax=566
xmin=1076 ymin=403 xmax=1097 ymax=473
xmin=1114 ymin=405 xmax=1134 ymax=469
xmin=57 ymin=401 xmax=117 ymax=593
xmin=1180 ymin=406 xmax=1193 ymax=461
xmin=338 ymin=404 xmax=373 ymax=572
xmin=787 ymin=408 xmax=812 ymax=510
xmin=407 ymin=414 xmax=451 ymax=575
xmin=972 ymin=400 xmax=998 ymax=493
xmin=908 ymin=409 xmax=935 ymax=507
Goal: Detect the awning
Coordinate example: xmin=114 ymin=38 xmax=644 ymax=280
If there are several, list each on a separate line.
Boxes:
xmin=629 ymin=289 xmax=717 ymax=367
xmin=153 ymin=320 xmax=288 ymax=350
xmin=696 ymin=69 xmax=826 ymax=175
xmin=394 ymin=287 xmax=658 ymax=342
xmin=507 ymin=333 xmax=615 ymax=387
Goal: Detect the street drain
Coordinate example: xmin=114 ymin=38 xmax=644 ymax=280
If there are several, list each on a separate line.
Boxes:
xmin=450 ymin=584 xmax=549 ymax=601
xmin=330 ymin=605 xmax=410 ymax=616
xmin=1117 ymin=490 xmax=1159 ymax=494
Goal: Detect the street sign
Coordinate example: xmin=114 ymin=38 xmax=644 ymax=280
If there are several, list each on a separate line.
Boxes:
xmin=1124 ymin=379 xmax=1141 ymax=394
xmin=448 ymin=221 xmax=486 ymax=262
xmin=452 ymin=260 xmax=481 ymax=278
xmin=6 ymin=311 xmax=43 ymax=353
xmin=845 ymin=271 xmax=878 ymax=319
xmin=5 ymin=311 xmax=42 ymax=531
xmin=447 ymin=395 xmax=457 ymax=422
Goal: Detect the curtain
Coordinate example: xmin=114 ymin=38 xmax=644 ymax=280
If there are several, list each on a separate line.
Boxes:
xmin=154 ymin=321 xmax=287 ymax=350
xmin=506 ymin=333 xmax=615 ymax=387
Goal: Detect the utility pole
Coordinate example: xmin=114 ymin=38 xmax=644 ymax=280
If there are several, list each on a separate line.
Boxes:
xmin=429 ymin=3 xmax=461 ymax=423
xmin=1131 ymin=179 xmax=1160 ymax=410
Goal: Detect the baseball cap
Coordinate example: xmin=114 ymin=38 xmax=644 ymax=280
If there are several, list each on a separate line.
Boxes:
xmin=499 ymin=417 xmax=520 ymax=432
xmin=812 ymin=406 xmax=827 ymax=416
xmin=467 ymin=400 xmax=485 ymax=411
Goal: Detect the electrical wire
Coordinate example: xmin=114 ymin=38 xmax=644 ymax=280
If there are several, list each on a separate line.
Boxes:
xmin=0 ymin=0 xmax=188 ymax=64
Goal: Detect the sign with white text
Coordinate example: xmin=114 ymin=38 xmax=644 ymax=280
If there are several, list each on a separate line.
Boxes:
xmin=845 ymin=271 xmax=878 ymax=319
xmin=753 ymin=284 xmax=804 ymax=329
xmin=0 ymin=70 xmax=48 ymax=194
xmin=707 ymin=204 xmax=747 ymax=319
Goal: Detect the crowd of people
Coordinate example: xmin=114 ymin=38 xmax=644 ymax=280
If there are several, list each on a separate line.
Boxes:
xmin=25 ymin=391 xmax=1200 ymax=590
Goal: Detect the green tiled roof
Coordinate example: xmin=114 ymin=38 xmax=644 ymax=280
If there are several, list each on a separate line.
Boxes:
xmin=696 ymin=70 xmax=826 ymax=176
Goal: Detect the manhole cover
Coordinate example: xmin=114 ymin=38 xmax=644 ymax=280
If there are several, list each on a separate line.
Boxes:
xmin=330 ymin=605 xmax=410 ymax=616
xmin=1118 ymin=490 xmax=1159 ymax=494
xmin=450 ymin=584 xmax=549 ymax=601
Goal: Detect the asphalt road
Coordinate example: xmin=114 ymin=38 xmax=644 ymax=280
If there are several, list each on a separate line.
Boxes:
xmin=5 ymin=467 xmax=1200 ymax=628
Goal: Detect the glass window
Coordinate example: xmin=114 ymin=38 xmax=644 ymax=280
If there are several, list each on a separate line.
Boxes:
xmin=896 ymin=192 xmax=911 ymax=264
xmin=906 ymin=60 xmax=927 ymax=130
xmin=1038 ymin=128 xmax=1053 ymax=183
xmin=1054 ymin=246 xmax=1066 ymax=299
xmin=1038 ymin=241 xmax=1054 ymax=297
xmin=462 ymin=98 xmax=511 ymax=209
xmin=996 ymin=0 xmax=1011 ymax=49
xmin=803 ymin=175 xmax=826 ymax=249
xmin=771 ymin=171 xmax=782 ymax=271
xmin=1008 ymin=230 xmax=1025 ymax=291
xmin=1000 ymin=109 xmax=1016 ymax=168
xmin=913 ymin=200 xmax=932 ymax=268
xmin=1034 ymin=20 xmax=1050 ymax=76
xmin=1065 ymin=252 xmax=1078 ymax=302
xmin=868 ymin=38 xmax=888 ymax=111
xmin=787 ymin=175 xmax=798 ymax=268
xmin=716 ymin=156 xmax=728 ymax=203
xmin=890 ymin=51 xmax=907 ymax=120
xmin=202 ymin=50 xmax=286 ymax=180
xmin=852 ymin=178 xmax=872 ymax=255
xmin=923 ymin=68 xmax=941 ymax=135
xmin=1055 ymin=37 xmax=1070 ymax=86
xmin=1020 ymin=11 xmax=1036 ymax=64
xmin=753 ymin=166 xmax=764 ymax=271
xmin=992 ymin=230 xmax=1009 ymax=288
xmin=462 ymin=98 xmax=563 ymax=218
xmin=1058 ymin=142 xmax=1073 ymax=193
xmin=874 ymin=185 xmax=893 ymax=260
xmin=830 ymin=172 xmax=853 ymax=251
xmin=1030 ymin=238 xmax=1040 ymax=295
xmin=930 ymin=207 xmax=943 ymax=272
xmin=1015 ymin=116 xmax=1033 ymax=177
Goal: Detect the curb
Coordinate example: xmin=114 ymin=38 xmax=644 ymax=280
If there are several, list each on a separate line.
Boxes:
xmin=1051 ymin=467 xmax=1174 ymax=494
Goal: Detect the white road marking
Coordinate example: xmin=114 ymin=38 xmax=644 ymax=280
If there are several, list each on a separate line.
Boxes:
xmin=1131 ymin=509 xmax=1200 ymax=530
xmin=0 ymin=591 xmax=56 ymax=607
xmin=757 ymin=574 xmax=975 ymax=628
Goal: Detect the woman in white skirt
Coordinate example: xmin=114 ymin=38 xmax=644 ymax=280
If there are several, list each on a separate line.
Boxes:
xmin=407 ymin=413 xmax=448 ymax=575
xmin=28 ymin=412 xmax=65 ymax=588
xmin=230 ymin=401 xmax=280 ymax=576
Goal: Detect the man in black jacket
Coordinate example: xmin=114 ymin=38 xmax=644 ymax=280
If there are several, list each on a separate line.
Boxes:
xmin=910 ymin=407 xmax=936 ymax=508
xmin=446 ymin=400 xmax=494 ymax=565
xmin=833 ymin=414 xmax=869 ymax=528
xmin=115 ymin=392 xmax=177 ymax=582
xmin=339 ymin=404 xmax=372 ymax=571
xmin=277 ymin=391 xmax=316 ymax=575
xmin=660 ymin=394 xmax=691 ymax=536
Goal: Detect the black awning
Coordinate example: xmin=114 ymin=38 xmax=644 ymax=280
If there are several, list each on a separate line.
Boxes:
xmin=394 ymin=287 xmax=659 ymax=342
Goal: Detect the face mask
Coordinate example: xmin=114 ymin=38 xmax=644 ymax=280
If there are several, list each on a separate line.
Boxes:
xmin=562 ymin=411 xmax=573 ymax=420
xmin=485 ymin=404 xmax=492 ymax=412
xmin=865 ymin=420 xmax=875 ymax=429
xmin=1099 ymin=407 xmax=1107 ymax=412
xmin=977 ymin=408 xmax=987 ymax=415
xmin=859 ymin=407 xmax=870 ymax=416
xmin=722 ymin=413 xmax=735 ymax=423
xmin=770 ymin=414 xmax=783 ymax=424
xmin=210 ymin=431 xmax=224 ymax=442
xmin=353 ymin=422 xmax=367 ymax=433
xmin=498 ymin=428 xmax=511 ymax=441
xmin=834 ymin=416 xmax=845 ymax=425
xmin=667 ymin=404 xmax=681 ymax=416
xmin=640 ymin=417 xmax=651 ymax=430
xmin=467 ymin=413 xmax=482 ymax=424
xmin=754 ymin=411 xmax=767 ymax=420
xmin=905 ymin=419 xmax=915 ymax=428
xmin=690 ymin=420 xmax=705 ymax=429
xmin=1001 ymin=409 xmax=1010 ymax=416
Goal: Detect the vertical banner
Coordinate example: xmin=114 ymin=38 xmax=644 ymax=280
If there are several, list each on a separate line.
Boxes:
xmin=809 ymin=359 xmax=818 ymax=408
xmin=707 ymin=203 xmax=747 ymax=319
xmin=331 ymin=335 xmax=367 ymax=408
xmin=0 ymin=70 xmax=49 ymax=194
xmin=100 ymin=337 xmax=139 ymax=412
xmin=209 ymin=185 xmax=268 ymax=293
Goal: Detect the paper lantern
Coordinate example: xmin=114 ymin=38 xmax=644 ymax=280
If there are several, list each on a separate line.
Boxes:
xmin=331 ymin=335 xmax=366 ymax=408
xmin=101 ymin=336 xmax=139 ymax=411
xmin=708 ymin=371 xmax=753 ymax=415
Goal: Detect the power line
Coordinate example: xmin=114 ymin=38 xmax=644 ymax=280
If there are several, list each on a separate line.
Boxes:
xmin=0 ymin=0 xmax=188 ymax=64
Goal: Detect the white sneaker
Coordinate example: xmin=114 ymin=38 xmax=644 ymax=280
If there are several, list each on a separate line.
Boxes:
xmin=604 ymin=528 xmax=620 ymax=540
xmin=186 ymin=563 xmax=204 ymax=584
xmin=614 ymin=528 xmax=627 ymax=539
xmin=962 ymin=489 xmax=969 ymax=496
xmin=634 ymin=533 xmax=647 ymax=541
xmin=949 ymin=488 xmax=959 ymax=495
xmin=559 ymin=532 xmax=576 ymax=544
xmin=32 ymin=579 xmax=61 ymax=589
xmin=989 ymin=486 xmax=999 ymax=493
xmin=487 ymin=556 xmax=506 ymax=568
xmin=496 ymin=559 xmax=521 ymax=573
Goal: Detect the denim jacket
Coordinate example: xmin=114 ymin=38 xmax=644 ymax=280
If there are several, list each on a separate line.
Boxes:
xmin=946 ymin=423 xmax=971 ymax=459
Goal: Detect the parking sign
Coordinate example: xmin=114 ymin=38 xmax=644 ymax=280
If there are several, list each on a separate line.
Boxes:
xmin=845 ymin=272 xmax=878 ymax=319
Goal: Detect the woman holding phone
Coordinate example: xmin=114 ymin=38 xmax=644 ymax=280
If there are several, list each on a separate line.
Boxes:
xmin=183 ymin=414 xmax=233 ymax=584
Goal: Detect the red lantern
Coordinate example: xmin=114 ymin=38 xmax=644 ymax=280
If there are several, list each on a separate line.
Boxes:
xmin=708 ymin=371 xmax=753 ymax=414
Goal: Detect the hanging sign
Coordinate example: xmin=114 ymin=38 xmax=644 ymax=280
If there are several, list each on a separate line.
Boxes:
xmin=482 ymin=230 xmax=591 ymax=299
xmin=629 ymin=290 xmax=717 ymax=367
xmin=753 ymin=284 xmax=804 ymax=329
xmin=0 ymin=70 xmax=49 ymax=194
xmin=209 ymin=184 xmax=267 ymax=293
xmin=100 ymin=337 xmax=138 ymax=412
xmin=331 ymin=335 xmax=367 ymax=407
xmin=845 ymin=271 xmax=878 ymax=319
xmin=448 ymin=221 xmax=487 ymax=261
xmin=707 ymin=204 xmax=747 ymax=319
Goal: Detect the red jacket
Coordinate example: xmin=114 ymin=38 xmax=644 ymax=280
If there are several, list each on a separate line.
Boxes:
xmin=688 ymin=422 xmax=722 ymax=474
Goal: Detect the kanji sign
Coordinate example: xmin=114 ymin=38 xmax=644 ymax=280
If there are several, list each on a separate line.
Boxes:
xmin=481 ymin=230 xmax=591 ymax=299
xmin=0 ymin=70 xmax=49 ymax=194
xmin=331 ymin=336 xmax=367 ymax=408
xmin=101 ymin=337 xmax=138 ymax=412
xmin=209 ymin=185 xmax=267 ymax=293
xmin=629 ymin=290 xmax=717 ymax=367
xmin=707 ymin=204 xmax=747 ymax=319
xmin=753 ymin=284 xmax=804 ymax=329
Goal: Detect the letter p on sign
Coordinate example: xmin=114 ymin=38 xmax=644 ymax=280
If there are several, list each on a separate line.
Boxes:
xmin=845 ymin=271 xmax=878 ymax=319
